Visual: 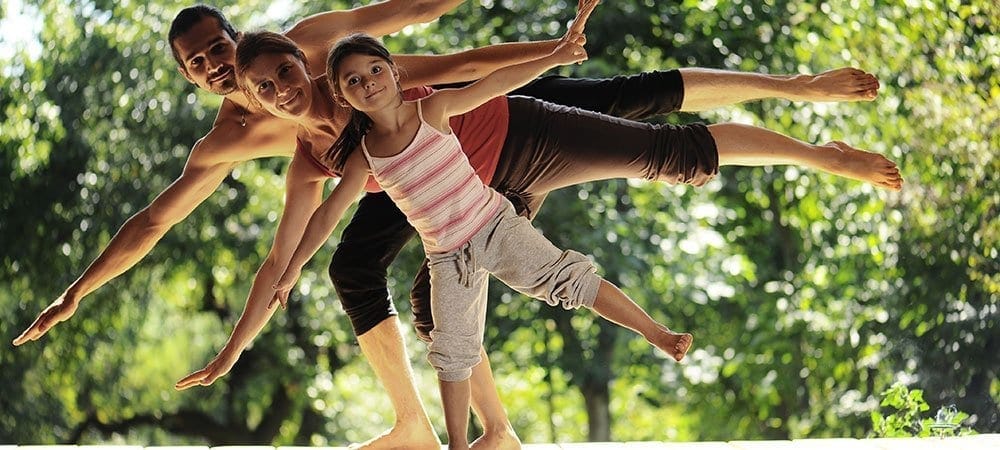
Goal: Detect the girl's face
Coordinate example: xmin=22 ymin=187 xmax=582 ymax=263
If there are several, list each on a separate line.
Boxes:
xmin=241 ymin=52 xmax=312 ymax=119
xmin=334 ymin=53 xmax=398 ymax=112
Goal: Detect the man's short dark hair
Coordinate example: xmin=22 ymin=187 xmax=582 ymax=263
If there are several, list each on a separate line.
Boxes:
xmin=168 ymin=4 xmax=239 ymax=68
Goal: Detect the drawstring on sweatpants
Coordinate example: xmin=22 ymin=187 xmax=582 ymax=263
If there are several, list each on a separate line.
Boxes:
xmin=436 ymin=242 xmax=477 ymax=287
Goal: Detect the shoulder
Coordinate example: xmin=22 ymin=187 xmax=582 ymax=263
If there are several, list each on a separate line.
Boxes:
xmin=416 ymin=96 xmax=451 ymax=133
xmin=194 ymin=100 xmax=299 ymax=165
xmin=340 ymin=147 xmax=371 ymax=182
xmin=283 ymin=16 xmax=351 ymax=75
xmin=188 ymin=121 xmax=245 ymax=167
xmin=402 ymin=85 xmax=434 ymax=101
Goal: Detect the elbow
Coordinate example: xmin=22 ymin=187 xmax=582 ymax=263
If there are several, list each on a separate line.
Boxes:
xmin=410 ymin=0 xmax=456 ymax=24
xmin=137 ymin=207 xmax=177 ymax=234
xmin=447 ymin=60 xmax=485 ymax=84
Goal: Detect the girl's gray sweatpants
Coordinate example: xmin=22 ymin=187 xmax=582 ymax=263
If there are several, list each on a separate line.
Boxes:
xmin=427 ymin=199 xmax=601 ymax=382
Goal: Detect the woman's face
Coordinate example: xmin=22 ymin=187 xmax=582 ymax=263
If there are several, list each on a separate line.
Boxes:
xmin=241 ymin=52 xmax=312 ymax=119
xmin=334 ymin=52 xmax=398 ymax=112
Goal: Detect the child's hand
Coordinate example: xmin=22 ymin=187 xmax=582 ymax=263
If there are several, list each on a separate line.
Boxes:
xmin=271 ymin=266 xmax=302 ymax=309
xmin=551 ymin=38 xmax=588 ymax=66
xmin=554 ymin=0 xmax=597 ymax=66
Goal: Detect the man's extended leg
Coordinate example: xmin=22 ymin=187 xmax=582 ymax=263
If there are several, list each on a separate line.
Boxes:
xmin=510 ymin=66 xmax=880 ymax=119
xmin=328 ymin=192 xmax=438 ymax=449
xmin=510 ymin=70 xmax=684 ymax=120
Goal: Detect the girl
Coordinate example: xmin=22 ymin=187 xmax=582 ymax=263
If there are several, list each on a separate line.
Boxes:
xmin=272 ymin=31 xmax=694 ymax=448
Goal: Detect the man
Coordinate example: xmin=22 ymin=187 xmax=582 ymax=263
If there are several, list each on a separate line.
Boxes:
xmin=15 ymin=1 xmax=892 ymax=448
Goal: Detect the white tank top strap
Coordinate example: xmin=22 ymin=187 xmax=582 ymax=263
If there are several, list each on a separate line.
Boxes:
xmin=414 ymin=98 xmax=452 ymax=137
xmin=415 ymin=98 xmax=426 ymax=125
xmin=359 ymin=138 xmax=377 ymax=167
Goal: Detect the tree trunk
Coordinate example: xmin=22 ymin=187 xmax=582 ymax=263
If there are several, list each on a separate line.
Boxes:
xmin=583 ymin=380 xmax=611 ymax=441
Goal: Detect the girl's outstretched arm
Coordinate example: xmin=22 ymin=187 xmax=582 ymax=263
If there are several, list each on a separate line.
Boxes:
xmin=273 ymin=149 xmax=369 ymax=301
xmin=424 ymin=0 xmax=598 ymax=122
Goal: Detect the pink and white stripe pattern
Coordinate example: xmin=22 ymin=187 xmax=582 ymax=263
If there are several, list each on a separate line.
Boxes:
xmin=362 ymin=115 xmax=503 ymax=254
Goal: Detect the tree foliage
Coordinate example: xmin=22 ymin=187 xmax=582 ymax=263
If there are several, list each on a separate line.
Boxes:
xmin=1 ymin=0 xmax=996 ymax=444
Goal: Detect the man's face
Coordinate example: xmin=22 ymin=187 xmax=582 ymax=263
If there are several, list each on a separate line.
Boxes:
xmin=172 ymin=17 xmax=239 ymax=95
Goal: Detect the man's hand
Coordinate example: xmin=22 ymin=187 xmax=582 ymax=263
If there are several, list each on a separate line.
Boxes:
xmin=174 ymin=349 xmax=239 ymax=390
xmin=13 ymin=293 xmax=80 ymax=346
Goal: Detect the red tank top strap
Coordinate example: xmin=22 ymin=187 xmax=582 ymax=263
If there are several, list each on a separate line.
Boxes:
xmin=296 ymin=138 xmax=337 ymax=178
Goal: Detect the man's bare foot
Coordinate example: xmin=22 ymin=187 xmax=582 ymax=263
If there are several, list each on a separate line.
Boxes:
xmin=794 ymin=68 xmax=880 ymax=102
xmin=470 ymin=426 xmax=522 ymax=450
xmin=820 ymin=141 xmax=903 ymax=191
xmin=349 ymin=422 xmax=440 ymax=450
xmin=648 ymin=326 xmax=693 ymax=362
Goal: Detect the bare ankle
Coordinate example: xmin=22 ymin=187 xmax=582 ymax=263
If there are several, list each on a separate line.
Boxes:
xmin=471 ymin=425 xmax=521 ymax=450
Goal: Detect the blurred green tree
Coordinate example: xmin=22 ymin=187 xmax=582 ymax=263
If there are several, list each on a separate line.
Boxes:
xmin=1 ymin=0 xmax=996 ymax=444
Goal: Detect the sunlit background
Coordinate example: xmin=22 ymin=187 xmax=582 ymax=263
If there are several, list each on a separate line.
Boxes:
xmin=1 ymin=0 xmax=997 ymax=445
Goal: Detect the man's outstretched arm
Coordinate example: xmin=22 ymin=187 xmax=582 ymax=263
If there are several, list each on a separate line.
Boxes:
xmin=12 ymin=142 xmax=235 ymax=346
xmin=288 ymin=0 xmax=465 ymax=72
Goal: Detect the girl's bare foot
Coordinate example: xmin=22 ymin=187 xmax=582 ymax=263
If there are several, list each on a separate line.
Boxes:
xmin=649 ymin=327 xmax=693 ymax=362
xmin=795 ymin=68 xmax=880 ymax=102
xmin=821 ymin=141 xmax=903 ymax=190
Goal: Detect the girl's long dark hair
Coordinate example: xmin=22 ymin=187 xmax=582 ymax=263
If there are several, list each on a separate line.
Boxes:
xmin=324 ymin=33 xmax=395 ymax=171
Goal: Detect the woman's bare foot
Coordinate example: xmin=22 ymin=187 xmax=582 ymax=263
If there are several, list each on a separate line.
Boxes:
xmin=349 ymin=421 xmax=440 ymax=450
xmin=648 ymin=326 xmax=693 ymax=362
xmin=794 ymin=68 xmax=880 ymax=102
xmin=820 ymin=141 xmax=903 ymax=190
xmin=471 ymin=426 xmax=522 ymax=450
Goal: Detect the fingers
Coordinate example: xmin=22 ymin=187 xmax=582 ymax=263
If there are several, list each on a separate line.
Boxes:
xmin=175 ymin=362 xmax=225 ymax=390
xmin=564 ymin=32 xmax=586 ymax=46
xmin=174 ymin=368 xmax=212 ymax=391
xmin=267 ymin=290 xmax=289 ymax=311
xmin=12 ymin=315 xmax=50 ymax=346
xmin=12 ymin=328 xmax=36 ymax=346
xmin=576 ymin=0 xmax=600 ymax=26
xmin=570 ymin=0 xmax=600 ymax=34
xmin=277 ymin=290 xmax=289 ymax=309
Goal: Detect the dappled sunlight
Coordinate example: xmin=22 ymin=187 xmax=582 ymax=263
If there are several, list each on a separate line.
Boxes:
xmin=1 ymin=0 xmax=995 ymax=445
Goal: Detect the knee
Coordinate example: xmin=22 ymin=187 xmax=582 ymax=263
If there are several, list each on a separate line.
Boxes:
xmin=409 ymin=264 xmax=435 ymax=343
xmin=414 ymin=319 xmax=434 ymax=343
xmin=543 ymin=251 xmax=602 ymax=310
xmin=427 ymin=330 xmax=481 ymax=382
xmin=649 ymin=122 xmax=719 ymax=186
xmin=328 ymin=245 xmax=363 ymax=285
xmin=329 ymin=246 xmax=397 ymax=336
